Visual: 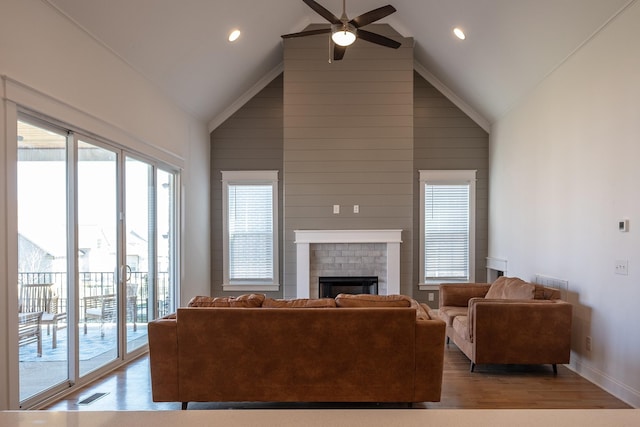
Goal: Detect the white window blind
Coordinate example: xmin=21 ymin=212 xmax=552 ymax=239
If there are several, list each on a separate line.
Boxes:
xmin=228 ymin=184 xmax=273 ymax=281
xmin=424 ymin=183 xmax=470 ymax=281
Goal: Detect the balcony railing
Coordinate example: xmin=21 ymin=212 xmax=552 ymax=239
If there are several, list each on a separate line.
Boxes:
xmin=18 ymin=271 xmax=173 ymax=322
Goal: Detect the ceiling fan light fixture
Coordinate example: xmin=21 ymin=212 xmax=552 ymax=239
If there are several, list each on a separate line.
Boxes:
xmin=228 ymin=29 xmax=241 ymax=42
xmin=453 ymin=27 xmax=466 ymax=40
xmin=281 ymin=1 xmax=399 ymax=60
xmin=331 ymin=23 xmax=357 ymax=46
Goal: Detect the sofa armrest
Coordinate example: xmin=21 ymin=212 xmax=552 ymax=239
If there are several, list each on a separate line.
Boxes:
xmin=148 ymin=317 xmax=179 ymax=402
xmin=421 ymin=303 xmax=438 ymax=320
xmin=470 ymin=299 xmax=572 ymax=364
xmin=414 ymin=317 xmax=446 ymax=402
xmin=439 ymin=283 xmax=491 ymax=307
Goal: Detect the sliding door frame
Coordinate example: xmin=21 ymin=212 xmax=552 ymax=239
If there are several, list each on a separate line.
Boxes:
xmin=9 ymin=105 xmax=181 ymax=409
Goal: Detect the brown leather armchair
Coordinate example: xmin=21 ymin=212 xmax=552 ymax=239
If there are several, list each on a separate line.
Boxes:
xmin=438 ymin=277 xmax=572 ymax=373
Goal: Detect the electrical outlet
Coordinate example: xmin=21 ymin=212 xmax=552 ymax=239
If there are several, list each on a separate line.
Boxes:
xmin=333 ymin=205 xmax=340 ymax=214
xmin=615 ymin=260 xmax=628 ymax=275
xmin=585 ymin=336 xmax=592 ymax=352
xmin=428 ymin=292 xmax=434 ymax=302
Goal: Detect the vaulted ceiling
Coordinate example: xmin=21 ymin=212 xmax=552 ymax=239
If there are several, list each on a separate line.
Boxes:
xmin=45 ymin=0 xmax=634 ymax=130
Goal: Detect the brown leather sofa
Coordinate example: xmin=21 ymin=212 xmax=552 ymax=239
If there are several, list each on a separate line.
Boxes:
xmin=438 ymin=277 xmax=572 ymax=373
xmin=148 ymin=293 xmax=446 ymax=408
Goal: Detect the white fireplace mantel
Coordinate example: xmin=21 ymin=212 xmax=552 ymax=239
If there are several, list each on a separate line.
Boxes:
xmin=294 ymin=229 xmax=403 ymax=298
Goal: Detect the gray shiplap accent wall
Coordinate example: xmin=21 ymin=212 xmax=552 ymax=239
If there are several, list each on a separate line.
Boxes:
xmin=210 ymin=75 xmax=284 ymax=297
xmin=209 ymin=27 xmax=489 ymax=302
xmin=413 ymin=72 xmax=489 ymax=307
xmin=283 ymin=25 xmax=415 ymax=298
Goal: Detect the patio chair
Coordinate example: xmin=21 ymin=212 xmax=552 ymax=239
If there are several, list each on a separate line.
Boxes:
xmin=83 ymin=294 xmax=117 ymax=338
xmin=18 ymin=283 xmax=67 ymax=349
xmin=18 ymin=311 xmax=43 ymax=357
xmin=127 ymin=283 xmax=138 ymax=332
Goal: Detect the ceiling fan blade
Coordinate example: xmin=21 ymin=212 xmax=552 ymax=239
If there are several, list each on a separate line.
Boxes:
xmin=303 ymin=0 xmax=341 ymax=25
xmin=333 ymin=44 xmax=347 ymax=61
xmin=350 ymin=5 xmax=396 ymax=28
xmin=281 ymin=28 xmax=331 ymax=39
xmin=357 ymin=29 xmax=401 ymax=49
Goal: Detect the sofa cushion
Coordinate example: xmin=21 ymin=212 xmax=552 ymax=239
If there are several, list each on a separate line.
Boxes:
xmin=334 ymin=293 xmax=412 ymax=307
xmin=452 ymin=315 xmax=470 ymax=341
xmin=187 ymin=294 xmax=265 ymax=308
xmin=533 ymin=284 xmax=561 ymax=300
xmin=263 ymin=298 xmax=337 ymax=308
xmin=410 ymin=300 xmax=431 ymax=321
xmin=485 ymin=277 xmax=535 ymax=300
xmin=230 ymin=294 xmax=266 ymax=307
xmin=439 ymin=283 xmax=491 ymax=307
xmin=187 ymin=296 xmax=223 ymax=307
xmin=438 ymin=306 xmax=468 ymax=327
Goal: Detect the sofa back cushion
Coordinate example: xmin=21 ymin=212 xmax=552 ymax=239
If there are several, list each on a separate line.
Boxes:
xmin=334 ymin=293 xmax=412 ymax=307
xmin=533 ymin=284 xmax=562 ymax=300
xmin=485 ymin=277 xmax=535 ymax=300
xmin=263 ymin=298 xmax=337 ymax=308
xmin=409 ymin=299 xmax=431 ymax=320
xmin=187 ymin=293 xmax=265 ymax=308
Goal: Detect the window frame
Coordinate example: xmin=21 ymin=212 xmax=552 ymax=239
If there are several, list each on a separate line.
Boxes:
xmin=419 ymin=170 xmax=476 ymax=290
xmin=221 ymin=170 xmax=280 ymax=291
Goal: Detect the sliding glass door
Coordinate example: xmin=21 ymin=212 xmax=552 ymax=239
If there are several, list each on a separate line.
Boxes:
xmin=77 ymin=140 xmax=120 ymax=377
xmin=124 ymin=157 xmax=152 ymax=353
xmin=155 ymin=169 xmax=177 ymax=320
xmin=124 ymin=157 xmax=180 ymax=352
xmin=17 ymin=119 xmax=70 ymax=402
xmin=16 ymin=115 xmax=179 ymax=407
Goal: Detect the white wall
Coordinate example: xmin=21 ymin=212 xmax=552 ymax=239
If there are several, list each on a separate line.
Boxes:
xmin=489 ymin=1 xmax=640 ymax=407
xmin=0 ymin=0 xmax=209 ymax=409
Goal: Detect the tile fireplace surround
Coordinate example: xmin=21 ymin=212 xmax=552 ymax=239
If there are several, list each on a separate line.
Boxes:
xmin=294 ymin=230 xmax=402 ymax=298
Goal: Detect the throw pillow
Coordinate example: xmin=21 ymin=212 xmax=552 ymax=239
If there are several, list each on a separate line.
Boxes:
xmin=485 ymin=276 xmax=535 ymax=300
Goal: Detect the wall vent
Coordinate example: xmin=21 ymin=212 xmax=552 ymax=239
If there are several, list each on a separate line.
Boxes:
xmin=78 ymin=392 xmax=108 ymax=405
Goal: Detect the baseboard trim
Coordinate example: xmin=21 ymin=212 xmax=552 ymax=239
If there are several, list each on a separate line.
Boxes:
xmin=566 ymin=355 xmax=640 ymax=408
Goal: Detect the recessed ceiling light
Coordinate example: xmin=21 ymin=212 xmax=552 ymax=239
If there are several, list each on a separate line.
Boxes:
xmin=453 ymin=27 xmax=466 ymax=40
xmin=228 ymin=29 xmax=241 ymax=42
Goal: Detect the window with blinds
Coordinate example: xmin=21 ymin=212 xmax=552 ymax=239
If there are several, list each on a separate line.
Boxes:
xmin=419 ymin=170 xmax=476 ymax=285
xmin=424 ymin=183 xmax=470 ymax=281
xmin=222 ymin=171 xmax=279 ymax=290
xmin=228 ymin=184 xmax=273 ymax=281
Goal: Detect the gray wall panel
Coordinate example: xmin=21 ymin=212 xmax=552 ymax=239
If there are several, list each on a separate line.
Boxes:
xmin=283 ymin=25 xmax=415 ymax=298
xmin=413 ymin=72 xmax=489 ymax=307
xmin=209 ymin=27 xmax=489 ymax=304
xmin=210 ymin=74 xmax=284 ymax=297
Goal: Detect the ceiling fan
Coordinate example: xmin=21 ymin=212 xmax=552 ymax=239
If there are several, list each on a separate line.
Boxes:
xmin=281 ymin=0 xmax=401 ymax=61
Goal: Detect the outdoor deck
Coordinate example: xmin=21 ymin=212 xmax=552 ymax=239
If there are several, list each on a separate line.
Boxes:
xmin=19 ymin=321 xmax=147 ymax=402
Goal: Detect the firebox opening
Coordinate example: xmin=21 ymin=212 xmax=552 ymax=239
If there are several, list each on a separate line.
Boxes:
xmin=319 ymin=276 xmax=379 ymax=299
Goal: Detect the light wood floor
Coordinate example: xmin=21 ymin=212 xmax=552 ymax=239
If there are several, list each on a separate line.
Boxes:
xmin=46 ymin=344 xmax=632 ymax=411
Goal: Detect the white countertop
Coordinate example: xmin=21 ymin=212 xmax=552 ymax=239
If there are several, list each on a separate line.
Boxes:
xmin=2 ymin=409 xmax=639 ymax=427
